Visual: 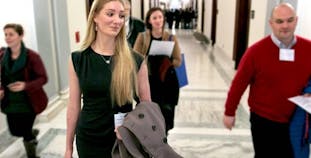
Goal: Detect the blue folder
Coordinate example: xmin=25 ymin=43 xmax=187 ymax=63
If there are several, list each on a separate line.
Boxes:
xmin=175 ymin=54 xmax=188 ymax=88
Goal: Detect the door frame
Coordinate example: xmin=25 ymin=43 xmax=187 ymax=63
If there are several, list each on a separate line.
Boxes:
xmin=141 ymin=0 xmax=145 ymax=20
xmin=232 ymin=0 xmax=251 ymax=69
xmin=86 ymin=0 xmax=94 ymax=19
xmin=211 ymin=0 xmax=217 ymax=45
xmin=201 ymin=0 xmax=205 ymax=32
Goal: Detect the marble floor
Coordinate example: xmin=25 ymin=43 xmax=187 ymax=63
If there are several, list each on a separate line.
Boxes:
xmin=0 ymin=29 xmax=254 ymax=158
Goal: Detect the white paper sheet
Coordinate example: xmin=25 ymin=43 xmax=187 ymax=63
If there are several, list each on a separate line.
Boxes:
xmin=148 ymin=40 xmax=175 ymax=56
xmin=288 ymin=95 xmax=311 ymax=114
xmin=114 ymin=113 xmax=126 ymax=127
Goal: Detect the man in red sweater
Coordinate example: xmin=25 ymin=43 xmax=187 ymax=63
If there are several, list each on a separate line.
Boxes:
xmin=223 ymin=2 xmax=311 ymax=158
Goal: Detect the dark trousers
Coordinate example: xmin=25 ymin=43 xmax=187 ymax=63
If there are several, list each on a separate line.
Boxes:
xmin=6 ymin=113 xmax=36 ymax=141
xmin=250 ymin=112 xmax=293 ymax=158
xmin=159 ymin=104 xmax=176 ymax=135
xmin=167 ymin=20 xmax=173 ymax=29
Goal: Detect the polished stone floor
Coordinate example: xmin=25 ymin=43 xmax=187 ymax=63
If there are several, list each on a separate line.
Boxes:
xmin=0 ymin=29 xmax=254 ymax=158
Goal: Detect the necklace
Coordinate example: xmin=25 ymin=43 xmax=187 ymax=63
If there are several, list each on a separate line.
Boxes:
xmin=100 ymin=55 xmax=112 ymax=64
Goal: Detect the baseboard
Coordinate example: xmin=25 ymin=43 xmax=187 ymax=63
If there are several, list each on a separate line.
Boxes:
xmin=36 ymin=97 xmax=67 ymax=123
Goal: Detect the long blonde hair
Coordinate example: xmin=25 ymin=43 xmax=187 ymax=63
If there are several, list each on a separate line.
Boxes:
xmin=81 ymin=0 xmax=138 ymax=106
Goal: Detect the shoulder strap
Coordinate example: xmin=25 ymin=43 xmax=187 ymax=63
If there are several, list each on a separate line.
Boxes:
xmin=142 ymin=32 xmax=149 ymax=56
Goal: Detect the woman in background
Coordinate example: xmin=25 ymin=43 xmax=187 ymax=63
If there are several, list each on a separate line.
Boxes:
xmin=0 ymin=23 xmax=48 ymax=158
xmin=133 ymin=7 xmax=182 ymax=134
xmin=65 ymin=0 xmax=150 ymax=157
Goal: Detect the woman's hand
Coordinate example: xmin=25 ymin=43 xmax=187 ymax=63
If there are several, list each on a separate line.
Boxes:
xmin=114 ymin=127 xmax=122 ymax=140
xmin=304 ymin=93 xmax=311 ymax=97
xmin=64 ymin=149 xmax=73 ymax=158
xmin=7 ymin=81 xmax=25 ymax=92
xmin=0 ymin=90 xmax=4 ymax=100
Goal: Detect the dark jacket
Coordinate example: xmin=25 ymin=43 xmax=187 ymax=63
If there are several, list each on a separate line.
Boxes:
xmin=127 ymin=17 xmax=145 ymax=48
xmin=148 ymin=55 xmax=179 ymax=105
xmin=111 ymin=101 xmax=183 ymax=158
xmin=0 ymin=47 xmax=48 ymax=114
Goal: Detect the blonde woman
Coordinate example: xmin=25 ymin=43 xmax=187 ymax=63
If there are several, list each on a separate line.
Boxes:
xmin=65 ymin=0 xmax=150 ymax=157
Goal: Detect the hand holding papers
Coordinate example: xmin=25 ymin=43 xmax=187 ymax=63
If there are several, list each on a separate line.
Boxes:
xmin=149 ymin=40 xmax=175 ymax=57
xmin=288 ymin=95 xmax=311 ymax=114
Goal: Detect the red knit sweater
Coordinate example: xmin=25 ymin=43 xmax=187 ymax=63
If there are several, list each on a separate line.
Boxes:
xmin=225 ymin=35 xmax=311 ymax=123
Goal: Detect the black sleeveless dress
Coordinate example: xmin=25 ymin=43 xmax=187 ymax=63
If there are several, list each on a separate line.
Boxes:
xmin=71 ymin=47 xmax=143 ymax=158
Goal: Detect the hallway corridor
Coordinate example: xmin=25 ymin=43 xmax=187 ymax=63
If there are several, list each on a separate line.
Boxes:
xmin=0 ymin=29 xmax=254 ymax=158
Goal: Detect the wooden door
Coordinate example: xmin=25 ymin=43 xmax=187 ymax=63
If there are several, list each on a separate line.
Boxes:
xmin=233 ymin=0 xmax=251 ymax=69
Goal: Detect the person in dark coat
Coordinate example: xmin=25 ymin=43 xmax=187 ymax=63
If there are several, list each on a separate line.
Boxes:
xmin=174 ymin=8 xmax=182 ymax=29
xmin=124 ymin=0 xmax=145 ymax=48
xmin=165 ymin=9 xmax=174 ymax=29
xmin=0 ymin=23 xmax=48 ymax=158
xmin=183 ymin=8 xmax=194 ymax=29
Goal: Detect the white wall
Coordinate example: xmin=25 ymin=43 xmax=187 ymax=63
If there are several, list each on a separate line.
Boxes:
xmin=66 ymin=0 xmax=87 ymax=51
xmin=132 ymin=0 xmax=143 ymax=19
xmin=296 ymin=0 xmax=311 ymax=38
xmin=204 ymin=0 xmax=213 ymax=40
xmin=248 ymin=0 xmax=268 ymax=46
xmin=248 ymin=0 xmax=304 ymax=47
xmin=0 ymin=0 xmax=38 ymax=51
xmin=215 ymin=0 xmax=236 ymax=57
xmin=196 ymin=0 xmax=203 ymax=31
xmin=144 ymin=0 xmax=150 ymax=20
xmin=169 ymin=0 xmax=182 ymax=9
